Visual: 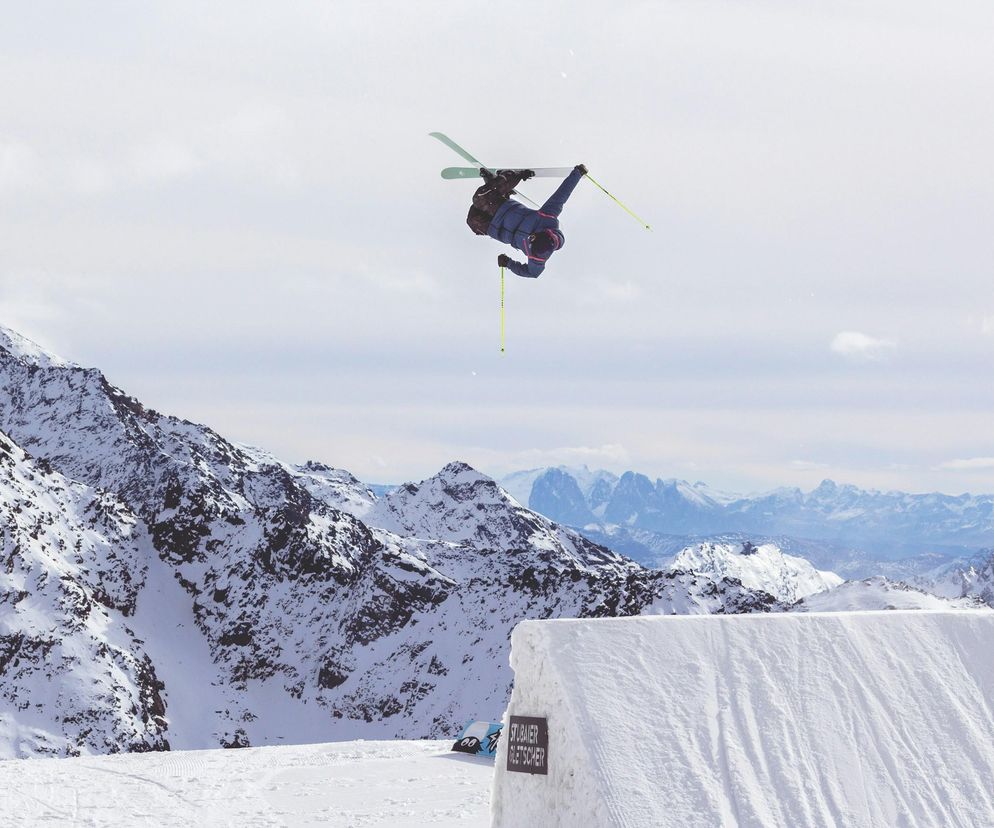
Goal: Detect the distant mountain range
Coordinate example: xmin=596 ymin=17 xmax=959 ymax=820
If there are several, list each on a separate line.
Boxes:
xmin=500 ymin=466 xmax=994 ymax=573
xmin=0 ymin=327 xmax=781 ymax=758
xmin=1 ymin=326 xmax=990 ymax=760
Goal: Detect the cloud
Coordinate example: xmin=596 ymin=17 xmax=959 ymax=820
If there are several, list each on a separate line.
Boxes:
xmin=0 ymin=271 xmax=67 ymax=326
xmin=469 ymin=444 xmax=632 ymax=476
xmin=576 ymin=279 xmax=641 ymax=306
xmin=127 ymin=140 xmax=202 ymax=183
xmin=829 ymin=331 xmax=897 ymax=361
xmin=0 ymin=141 xmax=42 ymax=194
xmin=936 ymin=457 xmax=994 ymax=471
xmin=364 ymin=267 xmax=443 ymax=296
xmin=0 ymin=270 xmax=107 ymax=355
xmin=790 ymin=459 xmax=829 ymax=470
xmin=6 ymin=0 xmax=994 ymax=497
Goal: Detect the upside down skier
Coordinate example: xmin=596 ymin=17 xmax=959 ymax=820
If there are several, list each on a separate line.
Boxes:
xmin=466 ymin=164 xmax=587 ymax=278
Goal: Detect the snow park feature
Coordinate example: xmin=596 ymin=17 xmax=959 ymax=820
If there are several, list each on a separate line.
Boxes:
xmin=452 ymin=720 xmax=503 ymax=758
xmin=491 ymin=611 xmax=994 ymax=828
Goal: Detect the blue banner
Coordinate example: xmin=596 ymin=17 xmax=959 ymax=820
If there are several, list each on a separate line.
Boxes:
xmin=452 ymin=720 xmax=504 ymax=759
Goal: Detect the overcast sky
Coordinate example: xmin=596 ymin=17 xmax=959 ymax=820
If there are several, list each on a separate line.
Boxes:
xmin=3 ymin=0 xmax=994 ymax=494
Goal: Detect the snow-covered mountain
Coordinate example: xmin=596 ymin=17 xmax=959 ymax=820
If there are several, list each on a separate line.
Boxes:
xmin=794 ymin=577 xmax=986 ymax=612
xmin=369 ymin=463 xmax=612 ymax=567
xmin=499 ymin=466 xmax=618 ymax=514
xmin=0 ymin=430 xmax=167 ymax=757
xmin=915 ymin=551 xmax=994 ymax=608
xmin=0 ymin=326 xmax=783 ymax=757
xmin=668 ymin=541 xmax=843 ymax=603
xmin=503 ymin=466 xmax=994 ymax=568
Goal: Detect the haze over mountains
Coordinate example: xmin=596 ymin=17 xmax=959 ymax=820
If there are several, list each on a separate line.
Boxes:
xmin=500 ymin=466 xmax=994 ymax=576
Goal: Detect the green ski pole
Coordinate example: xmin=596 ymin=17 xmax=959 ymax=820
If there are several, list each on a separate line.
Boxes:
xmin=583 ymin=172 xmax=651 ymax=231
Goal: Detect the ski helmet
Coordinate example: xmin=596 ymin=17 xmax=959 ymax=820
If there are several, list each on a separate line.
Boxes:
xmin=528 ymin=229 xmax=559 ymax=258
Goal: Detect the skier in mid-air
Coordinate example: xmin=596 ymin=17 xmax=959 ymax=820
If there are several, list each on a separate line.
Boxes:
xmin=466 ymin=164 xmax=587 ymax=278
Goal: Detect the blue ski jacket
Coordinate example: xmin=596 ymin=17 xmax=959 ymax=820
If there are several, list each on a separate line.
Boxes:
xmin=488 ymin=168 xmax=584 ymax=278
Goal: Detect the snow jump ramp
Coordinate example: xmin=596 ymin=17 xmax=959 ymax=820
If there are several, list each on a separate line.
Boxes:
xmin=491 ymin=611 xmax=994 ymax=828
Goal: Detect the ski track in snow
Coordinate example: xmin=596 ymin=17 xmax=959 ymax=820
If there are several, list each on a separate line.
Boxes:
xmin=0 ymin=740 xmax=492 ymax=827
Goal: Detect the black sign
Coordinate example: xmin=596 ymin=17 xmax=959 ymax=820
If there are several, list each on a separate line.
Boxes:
xmin=506 ymin=715 xmax=549 ymax=775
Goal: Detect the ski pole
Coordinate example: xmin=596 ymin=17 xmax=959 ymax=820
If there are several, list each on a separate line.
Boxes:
xmin=583 ymin=173 xmax=651 ymax=231
xmin=500 ymin=265 xmax=506 ymax=354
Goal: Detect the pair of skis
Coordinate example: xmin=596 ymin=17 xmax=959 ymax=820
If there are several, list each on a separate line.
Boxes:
xmin=441 ymin=166 xmax=574 ymax=180
xmin=430 ymin=132 xmax=542 ymax=207
xmin=430 ymin=132 xmax=651 ymax=230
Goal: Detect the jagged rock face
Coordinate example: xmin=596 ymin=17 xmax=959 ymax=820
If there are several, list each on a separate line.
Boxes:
xmin=602 ymin=472 xmax=723 ymax=534
xmin=505 ymin=465 xmax=994 ymax=552
xmin=369 ymin=462 xmax=628 ymax=574
xmin=602 ymin=472 xmax=660 ymax=527
xmin=0 ymin=328 xmax=785 ymax=754
xmin=0 ymin=327 xmax=374 ymax=523
xmin=960 ymin=553 xmax=994 ymax=606
xmin=588 ymin=476 xmax=615 ymax=513
xmin=921 ymin=551 xmax=994 ymax=607
xmin=0 ymin=329 xmax=381 ymax=672
xmin=528 ymin=468 xmax=595 ymax=528
xmin=0 ymin=431 xmax=167 ymax=758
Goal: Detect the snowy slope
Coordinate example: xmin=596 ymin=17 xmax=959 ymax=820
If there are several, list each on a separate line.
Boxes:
xmin=795 ymin=576 xmax=986 ymax=612
xmin=0 ymin=739 xmax=491 ymax=826
xmin=368 ymin=462 xmax=629 ymax=574
xmin=492 ymin=611 xmax=994 ymax=828
xmin=0 ymin=431 xmax=167 ymax=758
xmin=920 ymin=550 xmax=994 ymax=607
xmin=669 ymin=540 xmax=843 ymax=602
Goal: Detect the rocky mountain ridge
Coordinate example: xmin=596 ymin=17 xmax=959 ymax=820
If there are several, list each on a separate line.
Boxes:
xmin=0 ymin=429 xmax=167 ymax=757
xmin=668 ymin=541 xmax=844 ymax=604
xmin=0 ymin=327 xmax=783 ymax=758
xmin=506 ymin=465 xmax=994 ymax=569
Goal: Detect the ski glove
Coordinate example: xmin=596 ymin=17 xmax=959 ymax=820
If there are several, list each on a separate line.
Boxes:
xmin=575 ymin=163 xmax=588 ymax=175
xmin=520 ymin=169 xmax=536 ymax=181
xmin=497 ymin=254 xmax=513 ymax=268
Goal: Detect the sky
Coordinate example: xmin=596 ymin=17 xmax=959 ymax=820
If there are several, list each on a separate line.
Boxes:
xmin=3 ymin=0 xmax=994 ymax=495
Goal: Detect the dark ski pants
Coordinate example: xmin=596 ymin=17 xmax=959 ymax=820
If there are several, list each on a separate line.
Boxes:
xmin=466 ymin=171 xmax=526 ymax=236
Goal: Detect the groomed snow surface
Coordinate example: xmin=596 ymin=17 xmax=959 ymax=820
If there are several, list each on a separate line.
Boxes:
xmin=0 ymin=740 xmax=492 ymax=827
xmin=5 ymin=611 xmax=994 ymax=827
xmin=492 ymin=611 xmax=994 ymax=828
